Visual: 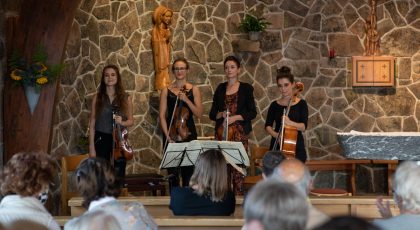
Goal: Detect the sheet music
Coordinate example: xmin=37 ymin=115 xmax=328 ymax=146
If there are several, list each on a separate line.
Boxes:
xmin=160 ymin=140 xmax=250 ymax=169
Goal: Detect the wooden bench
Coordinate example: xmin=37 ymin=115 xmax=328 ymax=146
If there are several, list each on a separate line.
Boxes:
xmin=69 ymin=196 xmax=244 ymax=217
xmin=69 ymin=196 xmax=399 ymax=220
xmin=54 ymin=216 xmax=244 ymax=229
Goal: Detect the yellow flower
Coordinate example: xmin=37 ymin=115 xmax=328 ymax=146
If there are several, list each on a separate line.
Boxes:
xmin=36 ymin=76 xmax=48 ymax=85
xmin=33 ymin=62 xmax=48 ymax=73
xmin=10 ymin=69 xmax=23 ymax=81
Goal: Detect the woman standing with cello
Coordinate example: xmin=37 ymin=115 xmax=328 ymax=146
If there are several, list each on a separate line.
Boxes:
xmin=89 ymin=65 xmax=134 ymax=184
xmin=265 ymin=66 xmax=308 ymax=162
xmin=159 ymin=57 xmax=203 ymax=188
xmin=209 ymin=56 xmax=257 ymax=195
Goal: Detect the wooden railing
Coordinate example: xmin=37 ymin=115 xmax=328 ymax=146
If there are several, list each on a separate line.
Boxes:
xmin=68 ymin=196 xmax=398 ymax=219
xmin=55 ymin=216 xmax=244 ymax=229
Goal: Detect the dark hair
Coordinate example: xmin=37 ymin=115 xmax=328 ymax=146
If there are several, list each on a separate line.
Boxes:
xmin=276 ymin=66 xmax=294 ymax=83
xmin=95 ymin=65 xmax=128 ymax=118
xmin=224 ymin=56 xmax=241 ymax=68
xmin=313 ymin=216 xmax=381 ymax=230
xmin=171 ymin=57 xmax=190 ymax=72
xmin=262 ymin=151 xmax=286 ymax=177
xmin=0 ymin=152 xmax=56 ymax=196
xmin=76 ymin=158 xmax=120 ymax=208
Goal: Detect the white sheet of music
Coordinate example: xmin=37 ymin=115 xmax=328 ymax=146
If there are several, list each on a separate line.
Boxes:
xmin=159 ymin=140 xmax=249 ymax=169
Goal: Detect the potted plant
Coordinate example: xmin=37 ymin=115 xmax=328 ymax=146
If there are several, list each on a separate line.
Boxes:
xmin=238 ymin=13 xmax=271 ymax=41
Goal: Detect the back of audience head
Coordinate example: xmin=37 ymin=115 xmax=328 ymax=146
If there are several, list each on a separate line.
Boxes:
xmin=262 ymin=151 xmax=286 ymax=178
xmin=392 ymin=161 xmax=420 ymax=213
xmin=8 ymin=220 xmax=49 ymax=230
xmin=76 ymin=158 xmax=120 ymax=208
xmin=189 ymin=149 xmax=228 ymax=202
xmin=272 ymin=158 xmax=312 ymax=196
xmin=244 ymin=179 xmax=308 ymax=230
xmin=0 ymin=152 xmax=56 ymax=198
xmin=64 ymin=210 xmax=122 ymax=230
xmin=313 ymin=215 xmax=380 ymax=230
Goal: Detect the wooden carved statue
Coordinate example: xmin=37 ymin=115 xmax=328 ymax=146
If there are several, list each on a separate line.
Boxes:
xmin=364 ymin=0 xmax=380 ymax=56
xmin=152 ymin=5 xmax=173 ymax=91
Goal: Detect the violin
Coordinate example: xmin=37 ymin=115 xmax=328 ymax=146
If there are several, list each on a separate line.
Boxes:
xmin=216 ymin=108 xmax=234 ymax=141
xmin=168 ymin=86 xmax=191 ymax=142
xmin=272 ymin=82 xmax=304 ymax=158
xmin=112 ymin=111 xmax=133 ymax=161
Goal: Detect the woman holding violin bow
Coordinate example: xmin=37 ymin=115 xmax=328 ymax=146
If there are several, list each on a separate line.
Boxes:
xmin=265 ymin=66 xmax=308 ymax=162
xmin=159 ymin=57 xmax=204 ymax=189
xmin=209 ymin=56 xmax=257 ymax=195
xmin=89 ymin=65 xmax=134 ymax=185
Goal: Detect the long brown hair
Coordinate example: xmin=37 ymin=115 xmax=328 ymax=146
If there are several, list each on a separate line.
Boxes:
xmin=189 ymin=149 xmax=229 ymax=202
xmin=95 ymin=65 xmax=128 ymax=118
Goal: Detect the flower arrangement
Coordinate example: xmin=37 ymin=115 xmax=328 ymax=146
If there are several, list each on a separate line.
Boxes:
xmin=9 ymin=46 xmax=64 ymax=90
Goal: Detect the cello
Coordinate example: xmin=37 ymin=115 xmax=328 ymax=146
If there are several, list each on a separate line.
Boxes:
xmin=271 ymin=82 xmax=304 ymax=158
xmin=112 ymin=110 xmax=133 ymax=161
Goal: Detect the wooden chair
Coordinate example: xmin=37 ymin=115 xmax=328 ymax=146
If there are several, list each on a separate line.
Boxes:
xmin=371 ymin=159 xmax=398 ymax=195
xmin=306 ymin=159 xmax=370 ymax=196
xmin=249 ymin=145 xmax=269 ymax=176
xmin=60 ymin=154 xmax=89 ymax=215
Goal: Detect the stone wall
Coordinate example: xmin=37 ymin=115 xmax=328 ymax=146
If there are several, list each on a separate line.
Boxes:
xmin=52 ymin=0 xmax=420 ymax=193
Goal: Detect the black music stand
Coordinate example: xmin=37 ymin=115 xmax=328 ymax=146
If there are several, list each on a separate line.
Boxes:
xmin=160 ymin=142 xmax=202 ymax=189
xmin=160 ymin=141 xmax=249 ymax=169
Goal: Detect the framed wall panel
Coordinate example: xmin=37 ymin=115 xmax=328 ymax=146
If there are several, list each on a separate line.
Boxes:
xmin=352 ymin=56 xmax=395 ymax=87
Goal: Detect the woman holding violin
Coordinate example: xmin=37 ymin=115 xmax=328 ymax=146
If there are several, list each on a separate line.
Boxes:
xmin=265 ymin=66 xmax=308 ymax=162
xmin=89 ymin=64 xmax=134 ymax=183
xmin=159 ymin=57 xmax=203 ymax=188
xmin=209 ymin=55 xmax=257 ymax=195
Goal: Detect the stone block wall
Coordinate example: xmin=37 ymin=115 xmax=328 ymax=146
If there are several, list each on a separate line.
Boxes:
xmin=52 ymin=0 xmax=420 ymax=193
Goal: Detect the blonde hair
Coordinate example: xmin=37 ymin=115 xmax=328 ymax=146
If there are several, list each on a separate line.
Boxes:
xmin=189 ymin=149 xmax=228 ymax=202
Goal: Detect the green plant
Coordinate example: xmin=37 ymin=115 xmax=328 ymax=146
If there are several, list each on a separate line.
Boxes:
xmin=238 ymin=13 xmax=271 ymax=32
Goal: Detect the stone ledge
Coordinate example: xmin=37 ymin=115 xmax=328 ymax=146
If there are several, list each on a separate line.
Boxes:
xmin=232 ymin=39 xmax=260 ymax=52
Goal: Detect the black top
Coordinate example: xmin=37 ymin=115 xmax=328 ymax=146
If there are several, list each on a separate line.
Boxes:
xmin=209 ymin=82 xmax=257 ymax=135
xmin=169 ymin=187 xmax=236 ymax=216
xmin=166 ymin=89 xmax=197 ymax=142
xmin=265 ymin=99 xmax=308 ymax=162
xmin=95 ymin=94 xmax=128 ymax=134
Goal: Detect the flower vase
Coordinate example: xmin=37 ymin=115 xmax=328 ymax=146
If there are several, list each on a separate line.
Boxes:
xmin=24 ymin=85 xmax=40 ymax=114
xmin=248 ymin=31 xmax=261 ymax=41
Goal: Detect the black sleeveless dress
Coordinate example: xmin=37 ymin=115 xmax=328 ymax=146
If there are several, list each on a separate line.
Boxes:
xmin=164 ymin=88 xmax=197 ymax=188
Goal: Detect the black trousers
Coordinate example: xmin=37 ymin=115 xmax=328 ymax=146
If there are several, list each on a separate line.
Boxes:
xmin=94 ymin=130 xmax=126 ymax=187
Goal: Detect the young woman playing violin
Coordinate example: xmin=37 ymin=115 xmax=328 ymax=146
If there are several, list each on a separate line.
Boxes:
xmin=209 ymin=56 xmax=257 ymax=195
xmin=159 ymin=57 xmax=203 ymax=188
xmin=89 ymin=65 xmax=134 ymax=182
xmin=265 ymin=66 xmax=308 ymax=162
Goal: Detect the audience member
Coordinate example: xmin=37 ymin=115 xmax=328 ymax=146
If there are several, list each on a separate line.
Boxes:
xmin=313 ymin=216 xmax=380 ymax=230
xmin=65 ymin=210 xmax=122 ymax=230
xmin=244 ymin=179 xmax=308 ymax=230
xmin=272 ymin=158 xmax=329 ymax=229
xmin=170 ymin=149 xmax=235 ymax=215
xmin=64 ymin=157 xmax=157 ymax=230
xmin=373 ymin=161 xmax=420 ymax=230
xmin=0 ymin=152 xmax=60 ymax=230
xmin=261 ymin=151 xmax=286 ymax=178
xmin=8 ymin=220 xmax=49 ymax=230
